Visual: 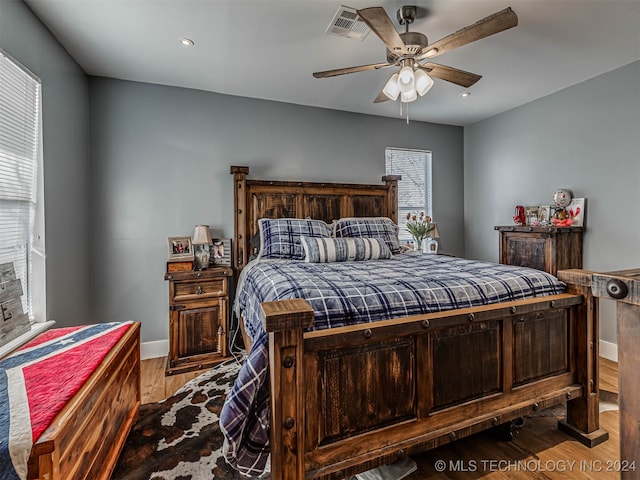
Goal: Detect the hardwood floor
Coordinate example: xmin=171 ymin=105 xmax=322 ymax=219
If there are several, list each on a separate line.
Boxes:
xmin=139 ymin=356 xmax=623 ymax=479
xmin=140 ymin=356 xmax=205 ymax=404
xmin=599 ymin=356 xmax=619 ymax=394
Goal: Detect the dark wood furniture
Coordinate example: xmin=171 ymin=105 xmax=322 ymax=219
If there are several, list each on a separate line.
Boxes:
xmin=164 ymin=267 xmax=232 ymax=375
xmin=495 ymin=225 xmax=583 ymax=275
xmin=27 ymin=323 xmax=140 ymax=480
xmin=560 ymin=268 xmax=639 ymax=479
xmin=231 ymin=166 xmax=606 ymax=480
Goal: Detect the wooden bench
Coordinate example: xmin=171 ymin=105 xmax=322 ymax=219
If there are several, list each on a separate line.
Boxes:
xmin=26 ymin=322 xmax=140 ymax=480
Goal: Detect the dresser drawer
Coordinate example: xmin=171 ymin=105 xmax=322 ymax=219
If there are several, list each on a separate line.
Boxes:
xmin=173 ymin=278 xmax=227 ymax=300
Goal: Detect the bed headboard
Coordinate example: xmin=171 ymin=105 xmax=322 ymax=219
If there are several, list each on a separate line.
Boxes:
xmin=230 ymin=166 xmax=400 ymax=272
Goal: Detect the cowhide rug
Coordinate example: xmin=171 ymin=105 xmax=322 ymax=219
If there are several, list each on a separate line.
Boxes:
xmin=111 ymin=358 xmax=246 ymax=480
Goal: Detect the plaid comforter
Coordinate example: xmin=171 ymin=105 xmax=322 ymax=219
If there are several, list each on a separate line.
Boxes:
xmin=219 ymin=253 xmax=565 ymax=476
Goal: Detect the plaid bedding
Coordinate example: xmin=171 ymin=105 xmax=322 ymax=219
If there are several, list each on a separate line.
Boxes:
xmin=219 ymin=253 xmax=565 ymax=476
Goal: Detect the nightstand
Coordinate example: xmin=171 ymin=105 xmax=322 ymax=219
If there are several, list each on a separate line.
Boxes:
xmin=164 ymin=267 xmax=232 ymax=375
xmin=495 ymin=225 xmax=583 ymax=276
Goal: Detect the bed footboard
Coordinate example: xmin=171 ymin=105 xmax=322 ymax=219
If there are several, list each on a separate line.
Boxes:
xmin=262 ymin=292 xmax=607 ymax=480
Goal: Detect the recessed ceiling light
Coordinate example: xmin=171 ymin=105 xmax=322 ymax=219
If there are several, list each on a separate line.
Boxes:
xmin=460 ymin=92 xmax=471 ymax=98
xmin=179 ymin=37 xmax=194 ymax=47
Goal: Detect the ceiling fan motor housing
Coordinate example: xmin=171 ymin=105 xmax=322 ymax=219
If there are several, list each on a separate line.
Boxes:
xmin=386 ymin=31 xmax=429 ymax=62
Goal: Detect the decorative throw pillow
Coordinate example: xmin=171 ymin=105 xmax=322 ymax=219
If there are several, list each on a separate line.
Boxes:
xmin=333 ymin=217 xmax=402 ymax=254
xmin=301 ymin=236 xmax=392 ymax=263
xmin=257 ymin=218 xmax=332 ymax=260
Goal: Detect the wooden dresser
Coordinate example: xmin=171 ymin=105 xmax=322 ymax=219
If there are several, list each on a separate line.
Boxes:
xmin=164 ymin=267 xmax=232 ymax=375
xmin=495 ymin=225 xmax=583 ymax=276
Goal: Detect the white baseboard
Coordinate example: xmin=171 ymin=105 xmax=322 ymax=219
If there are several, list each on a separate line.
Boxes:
xmin=141 ymin=339 xmax=169 ymax=360
xmin=599 ymin=339 xmax=618 ymax=362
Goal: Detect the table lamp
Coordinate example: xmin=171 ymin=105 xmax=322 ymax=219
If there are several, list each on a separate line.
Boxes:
xmin=192 ymin=225 xmax=212 ymax=269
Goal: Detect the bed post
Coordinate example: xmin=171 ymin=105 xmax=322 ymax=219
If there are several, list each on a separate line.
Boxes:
xmin=261 ymin=299 xmax=315 ymax=480
xmin=230 ymin=166 xmax=249 ymax=273
xmin=591 ymin=269 xmax=640 ymax=478
xmin=556 ymin=269 xmax=609 ymax=447
xmin=382 ymin=174 xmax=400 ymax=223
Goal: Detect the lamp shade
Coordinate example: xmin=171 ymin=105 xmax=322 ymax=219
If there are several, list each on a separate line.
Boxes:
xmin=192 ymin=225 xmax=212 ymax=245
xmin=400 ymin=89 xmax=417 ymax=103
xmin=382 ymin=73 xmax=401 ymax=101
xmin=429 ymin=224 xmax=440 ymax=239
xmin=382 ymin=73 xmax=400 ymax=102
xmin=415 ymin=69 xmax=434 ymax=96
xmin=397 ymin=66 xmax=415 ymax=94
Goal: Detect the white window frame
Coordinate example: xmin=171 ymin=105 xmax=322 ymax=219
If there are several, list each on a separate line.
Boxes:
xmin=385 ymin=147 xmax=433 ymax=242
xmin=0 ymin=48 xmax=50 ymax=358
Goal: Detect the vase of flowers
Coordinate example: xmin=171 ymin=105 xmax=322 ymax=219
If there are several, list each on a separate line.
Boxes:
xmin=406 ymin=212 xmax=435 ymax=252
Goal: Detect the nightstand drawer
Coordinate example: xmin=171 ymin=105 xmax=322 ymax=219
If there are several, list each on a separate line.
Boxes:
xmin=173 ymin=278 xmax=227 ymax=300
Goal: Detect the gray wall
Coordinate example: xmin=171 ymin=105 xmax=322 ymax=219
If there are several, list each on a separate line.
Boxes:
xmin=88 ymin=77 xmax=464 ymax=342
xmin=464 ymin=60 xmax=640 ymax=345
xmin=8 ymin=0 xmax=635 ymax=349
xmin=0 ymin=0 xmax=92 ymax=326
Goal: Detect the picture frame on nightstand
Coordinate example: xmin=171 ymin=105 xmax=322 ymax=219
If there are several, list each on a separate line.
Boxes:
xmin=209 ymin=238 xmax=231 ymax=267
xmin=168 ymin=236 xmax=194 ymax=261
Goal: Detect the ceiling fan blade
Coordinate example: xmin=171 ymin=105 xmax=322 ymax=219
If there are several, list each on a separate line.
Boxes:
xmin=373 ymin=88 xmax=390 ymax=103
xmin=357 ymin=7 xmax=408 ymax=56
xmin=313 ymin=62 xmax=390 ymax=78
xmin=418 ymin=62 xmax=482 ymax=88
xmin=416 ymin=7 xmax=518 ymax=60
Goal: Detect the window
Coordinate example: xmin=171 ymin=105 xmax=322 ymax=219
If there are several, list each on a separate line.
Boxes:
xmin=0 ymin=48 xmax=47 ymax=353
xmin=385 ymin=147 xmax=432 ymax=242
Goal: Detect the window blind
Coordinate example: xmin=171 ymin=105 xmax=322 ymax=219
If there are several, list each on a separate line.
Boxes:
xmin=0 ymin=49 xmax=41 ymax=321
xmin=385 ymin=147 xmax=432 ymax=241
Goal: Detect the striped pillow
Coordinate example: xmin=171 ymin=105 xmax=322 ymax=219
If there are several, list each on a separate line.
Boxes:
xmin=301 ymin=236 xmax=392 ymax=263
xmin=333 ymin=217 xmax=402 ymax=254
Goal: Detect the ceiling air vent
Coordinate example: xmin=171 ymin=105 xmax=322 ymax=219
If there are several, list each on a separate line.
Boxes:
xmin=325 ymin=6 xmax=371 ymax=41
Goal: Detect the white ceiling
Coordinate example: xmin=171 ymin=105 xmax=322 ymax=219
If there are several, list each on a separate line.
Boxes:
xmin=23 ymin=0 xmax=640 ymax=126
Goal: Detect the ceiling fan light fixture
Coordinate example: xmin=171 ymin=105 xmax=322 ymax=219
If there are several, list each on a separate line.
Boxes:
xmin=383 ymin=73 xmax=401 ymax=101
xmin=398 ymin=65 xmax=415 ymax=93
xmin=415 ymin=69 xmax=434 ymax=96
xmin=401 ymin=89 xmax=417 ymax=103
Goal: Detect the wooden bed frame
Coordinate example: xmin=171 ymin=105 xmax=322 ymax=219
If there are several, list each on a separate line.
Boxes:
xmin=26 ymin=322 xmax=141 ymax=480
xmin=230 ymin=166 xmax=608 ymax=480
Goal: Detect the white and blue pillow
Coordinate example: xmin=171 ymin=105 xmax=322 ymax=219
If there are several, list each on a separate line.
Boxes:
xmin=257 ymin=218 xmax=332 ymax=260
xmin=333 ymin=217 xmax=402 ymax=254
xmin=301 ymin=236 xmax=391 ymax=263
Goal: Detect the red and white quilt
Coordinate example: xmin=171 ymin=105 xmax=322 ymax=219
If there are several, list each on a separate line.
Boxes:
xmin=0 ymin=322 xmax=133 ymax=480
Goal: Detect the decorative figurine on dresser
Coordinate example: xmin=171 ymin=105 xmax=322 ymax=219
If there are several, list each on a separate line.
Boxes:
xmin=496 ymin=190 xmax=585 ymax=276
xmin=165 ymin=226 xmax=232 ymax=375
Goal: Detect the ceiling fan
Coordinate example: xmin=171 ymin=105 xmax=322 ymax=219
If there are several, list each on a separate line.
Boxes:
xmin=313 ymin=5 xmax=518 ymax=103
